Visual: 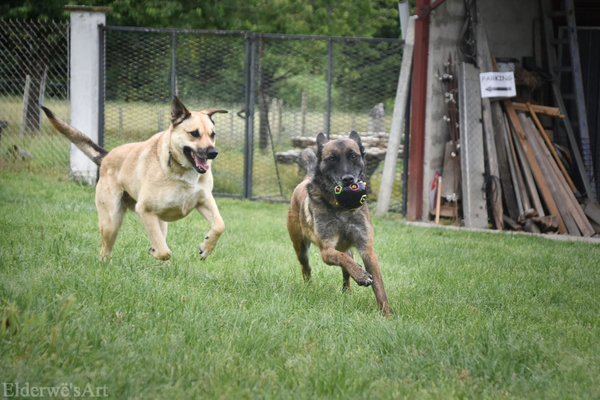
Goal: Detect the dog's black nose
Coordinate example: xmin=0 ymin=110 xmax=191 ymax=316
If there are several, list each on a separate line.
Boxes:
xmin=342 ymin=175 xmax=355 ymax=186
xmin=206 ymin=148 xmax=219 ymax=159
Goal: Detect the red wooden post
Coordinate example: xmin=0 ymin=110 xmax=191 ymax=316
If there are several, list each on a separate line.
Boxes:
xmin=406 ymin=0 xmax=431 ymax=220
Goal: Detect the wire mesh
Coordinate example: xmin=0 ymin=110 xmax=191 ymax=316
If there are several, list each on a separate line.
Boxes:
xmin=0 ymin=19 xmax=69 ymax=174
xmin=0 ymin=20 xmax=406 ymax=210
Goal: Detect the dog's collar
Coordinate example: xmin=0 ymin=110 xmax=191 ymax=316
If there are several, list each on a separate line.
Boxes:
xmin=167 ymin=150 xmax=182 ymax=169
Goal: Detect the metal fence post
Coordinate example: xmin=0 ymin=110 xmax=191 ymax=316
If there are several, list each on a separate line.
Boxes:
xmin=326 ymin=39 xmax=332 ymax=138
xmin=171 ymin=32 xmax=177 ymax=98
xmin=243 ymin=34 xmax=256 ymax=199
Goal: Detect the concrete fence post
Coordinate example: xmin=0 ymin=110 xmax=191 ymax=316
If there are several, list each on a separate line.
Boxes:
xmin=65 ymin=5 xmax=109 ymax=184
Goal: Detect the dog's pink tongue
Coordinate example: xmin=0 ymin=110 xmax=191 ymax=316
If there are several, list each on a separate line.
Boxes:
xmin=193 ymin=153 xmax=209 ymax=172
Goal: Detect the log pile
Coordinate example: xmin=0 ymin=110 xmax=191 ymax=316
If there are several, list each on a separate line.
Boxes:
xmin=290 ymin=132 xmax=391 ymax=150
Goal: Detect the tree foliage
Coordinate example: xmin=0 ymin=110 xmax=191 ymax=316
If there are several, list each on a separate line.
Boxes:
xmin=2 ymin=0 xmax=410 ymax=144
xmin=1 ymin=0 xmax=403 ymax=39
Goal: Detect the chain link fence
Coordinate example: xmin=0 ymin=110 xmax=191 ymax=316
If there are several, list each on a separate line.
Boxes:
xmin=1 ymin=19 xmax=406 ymax=211
xmin=0 ymin=19 xmax=70 ymax=173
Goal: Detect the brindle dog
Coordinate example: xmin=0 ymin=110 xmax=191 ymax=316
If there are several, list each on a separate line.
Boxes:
xmin=287 ymin=131 xmax=391 ymax=316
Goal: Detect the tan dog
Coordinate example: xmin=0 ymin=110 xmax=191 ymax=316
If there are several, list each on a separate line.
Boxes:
xmin=42 ymin=97 xmax=227 ymax=261
xmin=287 ymin=132 xmax=391 ymax=316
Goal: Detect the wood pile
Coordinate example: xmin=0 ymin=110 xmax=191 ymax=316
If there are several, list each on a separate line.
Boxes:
xmin=437 ymin=88 xmax=599 ymax=236
xmin=433 ymin=5 xmax=600 ymax=237
xmin=500 ymin=100 xmax=594 ymax=235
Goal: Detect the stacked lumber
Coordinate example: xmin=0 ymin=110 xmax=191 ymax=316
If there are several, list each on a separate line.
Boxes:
xmin=433 ymin=5 xmax=599 ymax=237
xmin=434 ymin=56 xmax=461 ymax=223
xmin=439 ymin=84 xmax=598 ymax=236
xmin=500 ymin=101 xmax=594 ymax=236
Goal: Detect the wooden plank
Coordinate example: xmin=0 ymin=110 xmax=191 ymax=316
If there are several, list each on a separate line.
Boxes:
xmin=522 ymin=115 xmax=594 ymax=236
xmin=525 ymin=103 xmax=578 ymax=194
xmin=376 ymin=16 xmax=415 ymax=216
xmin=492 ymin=101 xmax=519 ymax=221
xmin=527 ymin=115 xmax=594 ymax=236
xmin=490 ymin=55 xmax=533 ymax=219
xmin=429 ymin=203 xmax=459 ymax=219
xmin=502 ymin=112 xmax=529 ymax=217
xmin=519 ymin=114 xmax=578 ymax=234
xmin=517 ymin=113 xmax=580 ymax=235
xmin=435 ymin=176 xmax=442 ymax=224
xmin=510 ymin=116 xmax=545 ymax=218
xmin=504 ymin=101 xmax=568 ymax=234
xmin=532 ymin=215 xmax=559 ymax=233
xmin=523 ymin=219 xmax=541 ymax=234
xmin=458 ymin=62 xmax=488 ymax=229
xmin=440 ymin=141 xmax=460 ymax=201
xmin=439 ymin=56 xmax=460 ymax=203
xmin=511 ymin=102 xmax=564 ymax=118
xmin=475 ymin=11 xmax=502 ymax=230
xmin=482 ymin=96 xmax=504 ymax=229
xmin=503 ymin=215 xmax=523 ymax=231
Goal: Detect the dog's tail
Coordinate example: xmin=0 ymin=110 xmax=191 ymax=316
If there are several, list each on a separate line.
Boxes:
xmin=41 ymin=106 xmax=108 ymax=166
xmin=299 ymin=147 xmax=318 ymax=177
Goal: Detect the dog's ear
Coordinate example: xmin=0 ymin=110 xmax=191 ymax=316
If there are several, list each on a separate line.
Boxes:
xmin=316 ymin=132 xmax=327 ymax=160
xmin=349 ymin=131 xmax=365 ymax=156
xmin=171 ymin=96 xmax=191 ymax=126
xmin=202 ymin=109 xmax=228 ymax=124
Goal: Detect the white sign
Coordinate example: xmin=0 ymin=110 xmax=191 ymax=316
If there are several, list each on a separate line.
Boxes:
xmin=479 ymin=71 xmax=516 ymax=98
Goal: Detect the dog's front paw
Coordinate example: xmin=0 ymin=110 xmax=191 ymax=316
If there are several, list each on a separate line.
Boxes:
xmin=199 ymin=243 xmax=210 ymax=260
xmin=149 ymin=246 xmax=172 ymax=261
xmin=199 ymin=233 xmax=219 ymax=260
xmin=356 ymin=270 xmax=373 ymax=287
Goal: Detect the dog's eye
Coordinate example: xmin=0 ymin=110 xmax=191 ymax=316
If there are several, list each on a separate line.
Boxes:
xmin=348 ymin=152 xmax=358 ymax=160
xmin=326 ymin=154 xmax=338 ymax=162
xmin=210 ymin=132 xmax=216 ymax=139
xmin=188 ymin=129 xmax=200 ymax=138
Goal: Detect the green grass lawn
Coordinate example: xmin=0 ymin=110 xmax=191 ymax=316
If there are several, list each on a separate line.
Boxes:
xmin=1 ymin=170 xmax=599 ymax=399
